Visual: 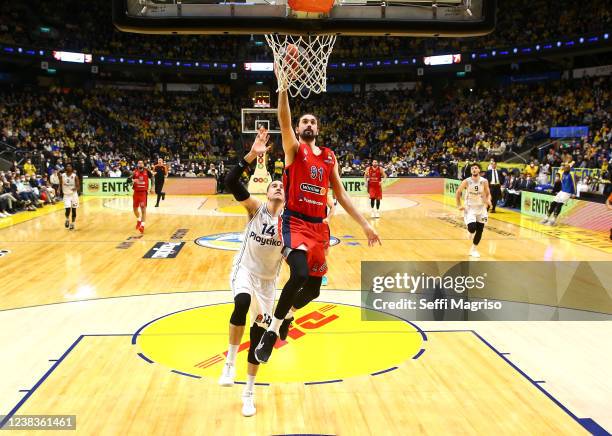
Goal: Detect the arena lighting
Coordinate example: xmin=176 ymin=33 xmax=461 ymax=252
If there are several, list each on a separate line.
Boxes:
xmin=556 ymin=41 xmax=562 ymax=47
xmin=605 ymin=33 xmax=609 ymax=39
xmin=52 ymin=51 xmax=92 ymax=63
xmin=579 ymin=37 xmax=585 ymax=43
xmin=100 ymin=56 xmax=105 ymax=61
xmin=491 ymin=50 xmax=496 ymax=56
xmin=423 ymin=53 xmax=461 ymax=66
xmin=244 ymin=62 xmax=274 ymax=72
xmin=535 ymin=45 xmax=540 ymax=50
xmin=17 ymin=48 xmax=22 ymax=53
xmin=513 ymin=48 xmax=518 ymax=53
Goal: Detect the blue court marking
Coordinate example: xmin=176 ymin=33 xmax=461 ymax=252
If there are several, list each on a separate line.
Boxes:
xmin=137 ymin=353 xmax=154 ymax=364
xmin=412 ymin=348 xmax=426 ymax=360
xmin=0 ymin=335 xmax=84 ymax=430
xmin=171 ymin=370 xmax=201 ymax=379
xmin=424 ymin=329 xmax=603 ymax=435
xmin=578 ymin=418 xmax=611 ymax=436
xmin=304 ymin=379 xmax=343 ymax=386
xmin=346 ymin=242 xmax=360 ymax=246
xmin=342 ymin=235 xmax=355 ymax=238
xmin=371 ymin=367 xmax=398 ymax=376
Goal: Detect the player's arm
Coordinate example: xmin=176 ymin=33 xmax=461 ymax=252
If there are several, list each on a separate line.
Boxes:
xmin=329 ymin=161 xmax=381 ymax=247
xmin=606 ymin=196 xmax=612 ymax=210
xmin=455 ymin=180 xmax=468 ymax=210
xmin=75 ymin=173 xmax=80 ymax=194
xmin=323 ymin=194 xmax=336 ymax=225
xmin=225 ymin=127 xmax=270 ymax=217
xmin=482 ymin=179 xmax=492 ymax=208
xmin=277 ymin=89 xmax=299 ymax=166
xmin=381 ymin=168 xmax=388 ymax=180
xmin=58 ymin=174 xmax=63 ymax=197
xmin=364 ymin=169 xmax=369 ymax=184
xmin=148 ymin=169 xmax=154 ymax=192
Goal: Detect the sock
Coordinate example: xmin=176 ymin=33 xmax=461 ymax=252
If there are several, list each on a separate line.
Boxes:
xmin=141 ymin=221 xmax=145 ymax=227
xmin=226 ymin=344 xmax=239 ymax=365
xmin=285 ymin=310 xmax=295 ymax=320
xmin=471 ymin=244 xmax=478 ymax=251
xmin=245 ymin=375 xmax=256 ymax=393
xmin=268 ymin=317 xmax=283 ymax=334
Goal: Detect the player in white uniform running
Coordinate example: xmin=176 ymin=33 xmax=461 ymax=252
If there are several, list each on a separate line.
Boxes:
xmin=218 ymin=127 xmax=284 ymax=417
xmin=455 ymin=163 xmax=492 ymax=258
xmin=59 ymin=163 xmax=80 ymax=230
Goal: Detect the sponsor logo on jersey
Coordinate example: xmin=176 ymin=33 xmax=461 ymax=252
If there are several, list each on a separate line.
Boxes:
xmin=300 ymin=183 xmax=326 ymax=196
xmin=196 ymin=232 xmax=340 ymax=251
xmin=248 ymin=231 xmax=282 ymax=247
xmin=302 ymin=197 xmax=324 ymax=206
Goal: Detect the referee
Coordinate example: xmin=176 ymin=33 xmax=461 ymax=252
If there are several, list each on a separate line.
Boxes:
xmin=486 ymin=161 xmax=504 ymax=212
xmin=153 ymin=158 xmax=168 ymax=207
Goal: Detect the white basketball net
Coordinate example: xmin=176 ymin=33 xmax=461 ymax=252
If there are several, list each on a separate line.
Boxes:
xmin=265 ymin=34 xmax=337 ymax=99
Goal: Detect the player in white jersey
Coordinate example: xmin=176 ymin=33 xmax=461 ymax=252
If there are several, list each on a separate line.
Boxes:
xmin=59 ymin=163 xmax=80 ymax=230
xmin=455 ymin=163 xmax=492 ymax=258
xmin=218 ymin=127 xmax=284 ymax=417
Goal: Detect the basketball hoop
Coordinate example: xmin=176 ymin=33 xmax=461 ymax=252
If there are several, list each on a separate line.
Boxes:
xmin=266 ymin=0 xmax=336 ymax=99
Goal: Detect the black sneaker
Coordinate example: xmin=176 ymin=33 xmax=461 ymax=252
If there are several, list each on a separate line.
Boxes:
xmin=279 ymin=317 xmax=293 ymax=341
xmin=254 ymin=331 xmax=277 ymax=364
xmin=161 ymin=193 xmax=166 ymax=200
xmin=65 ymin=219 xmax=69 ymax=228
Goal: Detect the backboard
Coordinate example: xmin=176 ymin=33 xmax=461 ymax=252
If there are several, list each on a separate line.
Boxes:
xmin=113 ymin=0 xmax=496 ymax=37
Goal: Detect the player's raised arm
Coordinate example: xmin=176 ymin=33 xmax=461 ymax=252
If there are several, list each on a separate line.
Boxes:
xmin=456 ymin=179 xmax=468 ymax=210
xmin=225 ymin=127 xmax=271 ymax=218
xmin=277 ymin=88 xmax=299 ymax=166
xmin=329 ymin=160 xmax=381 ymax=247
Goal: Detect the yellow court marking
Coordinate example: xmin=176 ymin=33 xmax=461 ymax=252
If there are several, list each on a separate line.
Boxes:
xmin=425 ymin=193 xmax=612 ymax=253
xmin=137 ymin=302 xmax=424 ymax=383
xmin=0 ymin=198 xmax=94 ymax=230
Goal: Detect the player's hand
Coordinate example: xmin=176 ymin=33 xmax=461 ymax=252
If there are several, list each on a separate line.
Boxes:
xmin=251 ymin=126 xmax=271 ymax=156
xmin=363 ymin=223 xmax=381 ymax=247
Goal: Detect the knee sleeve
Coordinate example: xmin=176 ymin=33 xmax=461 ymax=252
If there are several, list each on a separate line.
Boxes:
xmin=292 ymin=276 xmax=323 ymax=310
xmin=473 ymin=222 xmax=485 ymax=245
xmin=247 ymin=324 xmax=266 ymax=365
xmin=230 ymin=293 xmax=251 ymax=326
xmin=554 ymin=203 xmax=563 ymax=216
xmin=467 ymin=222 xmax=477 ymax=233
xmin=71 ymin=208 xmax=76 ymax=219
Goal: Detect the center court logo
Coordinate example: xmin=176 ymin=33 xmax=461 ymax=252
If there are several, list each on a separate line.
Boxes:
xmin=196 ymin=232 xmax=340 ymax=251
xmin=135 ymin=302 xmax=423 ymax=383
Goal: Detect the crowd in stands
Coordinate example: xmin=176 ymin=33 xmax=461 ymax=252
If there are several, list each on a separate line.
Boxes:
xmin=1 ymin=74 xmax=610 ymax=217
xmin=1 ymin=0 xmax=610 ymax=62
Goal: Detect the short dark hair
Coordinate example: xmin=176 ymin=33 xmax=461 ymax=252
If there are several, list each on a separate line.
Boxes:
xmin=470 ymin=163 xmax=480 ymax=169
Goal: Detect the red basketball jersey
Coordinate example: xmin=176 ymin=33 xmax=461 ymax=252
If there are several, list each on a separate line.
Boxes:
xmin=132 ymin=169 xmax=150 ymax=192
xmin=367 ymin=166 xmax=382 ymax=185
xmin=283 ymin=143 xmax=336 ymax=219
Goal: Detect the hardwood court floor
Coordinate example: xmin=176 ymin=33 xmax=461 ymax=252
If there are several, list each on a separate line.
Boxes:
xmin=0 ymin=194 xmax=610 ymax=435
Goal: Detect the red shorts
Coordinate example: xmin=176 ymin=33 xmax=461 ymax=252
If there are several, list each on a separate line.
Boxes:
xmin=368 ymin=183 xmax=382 ymax=200
xmin=133 ymin=191 xmax=148 ymax=209
xmin=279 ymin=211 xmax=330 ymax=277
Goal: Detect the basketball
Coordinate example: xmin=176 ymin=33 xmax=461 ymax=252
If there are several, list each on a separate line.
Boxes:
xmin=2 ymin=0 xmax=611 ymax=434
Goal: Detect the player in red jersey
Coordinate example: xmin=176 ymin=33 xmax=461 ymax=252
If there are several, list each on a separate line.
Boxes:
xmin=128 ymin=160 xmax=153 ymax=233
xmin=254 ymin=81 xmax=382 ymax=364
xmin=365 ymin=159 xmax=387 ymax=218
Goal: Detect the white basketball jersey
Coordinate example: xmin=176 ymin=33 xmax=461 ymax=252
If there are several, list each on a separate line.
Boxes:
xmin=464 ymin=176 xmax=486 ymax=208
xmin=233 ymin=203 xmax=283 ymax=280
xmin=62 ymin=173 xmax=77 ymax=195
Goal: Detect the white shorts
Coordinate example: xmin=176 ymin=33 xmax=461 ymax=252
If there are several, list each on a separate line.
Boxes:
xmin=230 ymin=265 xmax=276 ymax=329
xmin=553 ymin=191 xmax=572 ymax=204
xmin=63 ymin=192 xmax=79 ymax=209
xmin=464 ymin=205 xmax=488 ymax=225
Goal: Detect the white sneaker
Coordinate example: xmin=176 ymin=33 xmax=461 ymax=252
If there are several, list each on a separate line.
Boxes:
xmin=547 ymin=217 xmax=557 ymax=226
xmin=371 ymin=210 xmax=376 ymax=218
xmin=0 ymin=212 xmax=7 ymax=218
xmin=540 ymin=217 xmax=550 ymax=224
xmin=218 ymin=362 xmax=236 ymax=387
xmin=241 ymin=390 xmax=256 ymax=417
xmin=375 ymin=210 xmax=380 ymax=218
xmin=469 ymin=247 xmax=481 ymax=258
